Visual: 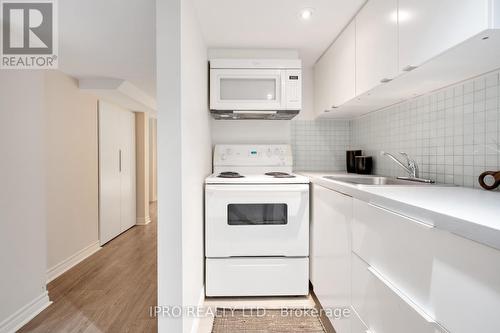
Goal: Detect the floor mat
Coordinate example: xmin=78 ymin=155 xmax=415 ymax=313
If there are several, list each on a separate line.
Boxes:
xmin=211 ymin=308 xmax=327 ymax=333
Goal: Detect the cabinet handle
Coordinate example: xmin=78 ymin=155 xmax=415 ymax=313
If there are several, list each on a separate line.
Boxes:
xmin=402 ymin=65 xmax=418 ymax=72
xmin=367 ymin=266 xmax=449 ymax=332
xmin=331 ymin=105 xmax=339 ymax=109
xmin=380 ymin=78 xmax=392 ymax=83
xmin=119 ymin=149 xmax=122 ymax=173
xmin=368 ymin=202 xmax=435 ymax=230
xmin=350 ymin=306 xmax=370 ymax=332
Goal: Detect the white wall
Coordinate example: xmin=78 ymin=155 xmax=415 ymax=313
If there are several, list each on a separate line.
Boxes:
xmin=0 ymin=71 xmax=50 ymax=331
xmin=149 ymin=117 xmax=158 ymax=202
xmin=157 ymin=0 xmax=183 ymax=331
xmin=211 ymin=120 xmax=291 ymax=145
xmin=208 ymin=49 xmax=315 ymax=145
xmin=157 ymin=0 xmax=212 ymax=331
xmin=136 ymin=112 xmax=150 ymax=224
xmin=181 ymin=0 xmax=213 ymax=331
xmin=44 ymin=71 xmax=100 ymax=276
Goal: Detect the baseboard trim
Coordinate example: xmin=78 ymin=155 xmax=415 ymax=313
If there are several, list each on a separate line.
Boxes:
xmin=0 ymin=291 xmax=51 ymax=333
xmin=136 ymin=216 xmax=151 ymax=225
xmin=190 ymin=286 xmax=206 ymax=333
xmin=46 ymin=241 xmax=101 ymax=283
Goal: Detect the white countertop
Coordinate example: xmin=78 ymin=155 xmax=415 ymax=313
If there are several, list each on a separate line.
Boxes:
xmin=300 ymin=171 xmax=500 ymax=251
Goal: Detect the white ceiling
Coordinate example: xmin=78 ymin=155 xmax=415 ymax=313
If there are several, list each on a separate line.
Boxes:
xmin=58 ymin=0 xmax=156 ymax=98
xmin=193 ymin=0 xmax=366 ymax=66
xmin=56 ymin=0 xmax=364 ymax=100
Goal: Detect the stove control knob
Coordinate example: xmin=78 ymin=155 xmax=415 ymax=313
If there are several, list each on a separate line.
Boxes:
xmin=220 ymin=153 xmax=227 ymax=161
xmin=226 ymin=148 xmax=233 ymax=155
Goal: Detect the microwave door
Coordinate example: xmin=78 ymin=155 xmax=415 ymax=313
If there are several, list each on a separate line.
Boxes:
xmin=210 ymin=69 xmax=284 ymax=110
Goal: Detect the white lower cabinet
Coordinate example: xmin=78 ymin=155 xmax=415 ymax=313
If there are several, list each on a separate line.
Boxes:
xmin=311 ymin=184 xmax=352 ymax=333
xmin=352 ymin=198 xmax=500 ymax=333
xmin=310 ymin=185 xmax=500 ymax=333
xmin=352 ymin=253 xmax=443 ymax=333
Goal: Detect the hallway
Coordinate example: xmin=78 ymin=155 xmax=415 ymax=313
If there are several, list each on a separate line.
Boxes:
xmin=18 ymin=203 xmax=158 ymax=333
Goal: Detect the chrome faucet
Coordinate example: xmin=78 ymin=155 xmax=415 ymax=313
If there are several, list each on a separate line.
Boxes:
xmin=381 ymin=151 xmax=419 ymax=179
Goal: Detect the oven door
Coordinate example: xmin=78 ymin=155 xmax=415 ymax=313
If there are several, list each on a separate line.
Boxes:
xmin=205 ymin=184 xmax=309 ymax=257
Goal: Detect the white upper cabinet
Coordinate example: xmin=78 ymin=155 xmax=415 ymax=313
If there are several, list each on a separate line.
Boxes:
xmin=398 ymin=0 xmax=490 ymax=71
xmin=356 ymin=0 xmax=399 ymax=96
xmin=314 ymin=0 xmax=500 ymax=118
xmin=314 ymin=20 xmax=356 ymax=116
xmin=314 ymin=46 xmax=334 ymax=115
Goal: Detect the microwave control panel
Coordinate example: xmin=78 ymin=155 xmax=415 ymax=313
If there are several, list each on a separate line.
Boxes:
xmin=284 ymin=70 xmax=302 ymax=109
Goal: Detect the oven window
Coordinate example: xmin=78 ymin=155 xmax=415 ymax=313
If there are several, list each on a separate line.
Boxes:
xmin=227 ymin=204 xmax=287 ymax=225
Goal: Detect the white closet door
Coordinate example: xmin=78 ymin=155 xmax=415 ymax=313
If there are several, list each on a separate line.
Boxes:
xmin=99 ymin=102 xmax=122 ymax=245
xmin=119 ymin=110 xmax=136 ymax=231
xmin=99 ymin=101 xmax=136 ymax=245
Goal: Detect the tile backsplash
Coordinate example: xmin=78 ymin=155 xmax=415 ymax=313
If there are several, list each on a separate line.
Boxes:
xmin=350 ymin=70 xmax=500 ymax=189
xmin=291 ymin=119 xmax=350 ymax=171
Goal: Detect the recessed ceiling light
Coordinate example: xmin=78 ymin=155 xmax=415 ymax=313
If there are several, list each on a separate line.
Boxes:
xmin=300 ymin=8 xmax=314 ymax=20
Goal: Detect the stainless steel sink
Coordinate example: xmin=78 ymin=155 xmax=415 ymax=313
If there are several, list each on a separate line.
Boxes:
xmin=323 ymin=175 xmax=435 ymax=186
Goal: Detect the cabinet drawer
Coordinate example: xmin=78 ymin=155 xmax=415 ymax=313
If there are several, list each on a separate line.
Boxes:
xmin=352 ymin=253 xmax=445 ymax=333
xmin=352 ymin=199 xmax=436 ymax=309
xmin=206 ymin=257 xmax=309 ymax=297
xmin=352 ymin=198 xmax=500 ymax=333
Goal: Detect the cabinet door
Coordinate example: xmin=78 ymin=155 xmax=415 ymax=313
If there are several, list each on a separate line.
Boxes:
xmin=314 ymin=44 xmax=335 ymax=115
xmin=99 ymin=102 xmax=123 ymax=245
xmin=99 ymin=102 xmax=136 ymax=245
xmin=119 ymin=110 xmax=136 ymax=232
xmin=314 ymin=20 xmax=356 ymax=115
xmin=330 ymin=20 xmax=356 ymax=108
xmin=352 ymin=199 xmax=500 ymax=333
xmin=356 ymin=0 xmax=398 ymax=95
xmin=351 ymin=254 xmax=443 ymax=333
xmin=399 ymin=0 xmax=489 ymax=70
xmin=311 ymin=184 xmax=352 ymax=333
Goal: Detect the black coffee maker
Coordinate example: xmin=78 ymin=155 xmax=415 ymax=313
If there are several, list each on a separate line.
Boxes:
xmin=346 ymin=150 xmax=362 ymax=173
xmin=346 ymin=150 xmax=373 ymax=174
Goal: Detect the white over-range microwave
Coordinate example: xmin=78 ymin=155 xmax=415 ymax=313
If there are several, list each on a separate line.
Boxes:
xmin=209 ymin=59 xmax=302 ymax=120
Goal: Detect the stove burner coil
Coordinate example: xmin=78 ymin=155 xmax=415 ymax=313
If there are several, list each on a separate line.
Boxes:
xmin=217 ymin=172 xmax=244 ymax=178
xmin=265 ymin=172 xmax=296 ymax=178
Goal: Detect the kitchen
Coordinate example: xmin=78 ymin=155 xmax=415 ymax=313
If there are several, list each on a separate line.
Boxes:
xmin=159 ymin=0 xmax=500 ymax=332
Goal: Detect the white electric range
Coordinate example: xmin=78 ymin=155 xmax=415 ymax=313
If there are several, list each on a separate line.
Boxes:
xmin=205 ymin=144 xmax=310 ymax=297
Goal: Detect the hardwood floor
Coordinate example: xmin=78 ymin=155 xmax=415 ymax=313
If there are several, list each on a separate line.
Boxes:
xmin=18 ymin=203 xmax=158 ymax=333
